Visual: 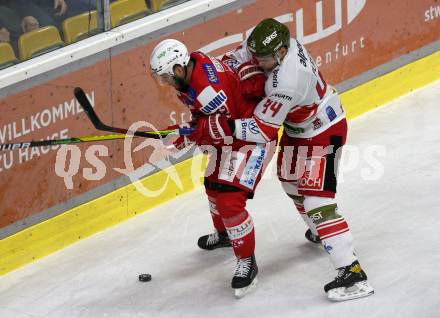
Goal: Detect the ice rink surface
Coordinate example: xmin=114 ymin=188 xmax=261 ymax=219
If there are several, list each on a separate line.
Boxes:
xmin=1 ymin=80 xmax=440 ymax=318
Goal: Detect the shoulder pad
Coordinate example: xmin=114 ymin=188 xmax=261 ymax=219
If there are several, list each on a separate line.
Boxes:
xmin=190 ymin=51 xmax=208 ymax=61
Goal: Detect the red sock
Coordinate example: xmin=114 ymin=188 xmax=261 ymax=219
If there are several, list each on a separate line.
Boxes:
xmin=216 ymin=191 xmax=255 ymax=258
xmin=205 ymin=188 xmax=226 ymax=232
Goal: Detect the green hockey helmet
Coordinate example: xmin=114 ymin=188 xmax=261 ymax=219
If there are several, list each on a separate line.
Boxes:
xmin=247 ymin=18 xmax=290 ymax=57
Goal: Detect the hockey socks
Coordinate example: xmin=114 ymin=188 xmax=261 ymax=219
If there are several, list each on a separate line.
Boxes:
xmin=307 ymin=203 xmax=356 ymax=268
xmin=224 ymin=212 xmax=255 ymax=259
xmin=207 ymin=192 xmax=227 ymax=232
xmin=288 ymin=193 xmax=321 ymax=242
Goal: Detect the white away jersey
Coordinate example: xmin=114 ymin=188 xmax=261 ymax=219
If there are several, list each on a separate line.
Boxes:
xmin=234 ymin=38 xmax=346 ymax=142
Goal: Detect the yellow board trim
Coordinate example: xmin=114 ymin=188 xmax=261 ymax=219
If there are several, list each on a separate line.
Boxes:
xmin=0 ymin=155 xmax=206 ymax=275
xmin=341 ymin=50 xmax=440 ymax=120
xmin=1 ymin=51 xmax=440 ymax=276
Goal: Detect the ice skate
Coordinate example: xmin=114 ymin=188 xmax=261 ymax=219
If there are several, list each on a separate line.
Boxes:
xmin=325 ymin=260 xmax=374 ymax=301
xmin=197 ymin=231 xmax=231 ymax=250
xmin=231 ymin=255 xmax=258 ymax=298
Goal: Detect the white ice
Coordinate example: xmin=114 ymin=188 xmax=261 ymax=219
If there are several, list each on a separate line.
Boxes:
xmin=1 ymin=80 xmax=440 ymax=318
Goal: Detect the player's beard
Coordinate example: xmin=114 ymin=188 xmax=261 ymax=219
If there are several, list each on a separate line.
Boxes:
xmin=174 ymin=67 xmax=189 ymax=92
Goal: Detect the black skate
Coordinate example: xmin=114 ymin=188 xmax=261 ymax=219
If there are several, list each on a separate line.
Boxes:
xmin=305 ymin=229 xmax=321 ymax=243
xmin=324 ymin=260 xmax=374 ymax=301
xmin=231 ymin=255 xmax=258 ymax=298
xmin=197 ymin=231 xmax=231 ymax=250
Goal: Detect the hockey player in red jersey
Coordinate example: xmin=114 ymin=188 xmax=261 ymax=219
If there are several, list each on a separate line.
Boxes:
xmin=190 ymin=19 xmax=374 ymax=301
xmin=149 ymin=39 xmax=272 ymax=298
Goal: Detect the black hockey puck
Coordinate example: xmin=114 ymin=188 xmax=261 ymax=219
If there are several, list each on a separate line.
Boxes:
xmin=138 ymin=273 xmax=152 ymax=282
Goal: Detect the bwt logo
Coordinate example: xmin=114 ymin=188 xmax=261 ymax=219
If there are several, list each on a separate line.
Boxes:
xmin=199 ymin=0 xmax=366 ymax=53
xmin=202 ymin=63 xmax=219 ymax=84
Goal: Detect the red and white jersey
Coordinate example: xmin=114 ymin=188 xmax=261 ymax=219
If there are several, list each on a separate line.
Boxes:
xmin=178 ymin=52 xmax=256 ymax=121
xmin=230 ymin=39 xmax=346 ymax=142
xmin=177 ymin=52 xmax=274 ymax=192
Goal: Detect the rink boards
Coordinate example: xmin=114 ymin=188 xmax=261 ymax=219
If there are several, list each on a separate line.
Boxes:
xmin=1 ymin=0 xmax=440 ymax=276
xmin=2 ymin=49 xmax=439 ymax=276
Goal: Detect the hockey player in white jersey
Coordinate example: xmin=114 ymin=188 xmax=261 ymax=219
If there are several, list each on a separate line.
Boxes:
xmin=192 ymin=18 xmax=374 ymax=301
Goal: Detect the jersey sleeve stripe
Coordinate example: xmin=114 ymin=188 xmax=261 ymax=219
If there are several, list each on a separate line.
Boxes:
xmin=254 ymin=114 xmax=281 ymax=129
xmin=254 ymin=116 xmax=279 ymax=141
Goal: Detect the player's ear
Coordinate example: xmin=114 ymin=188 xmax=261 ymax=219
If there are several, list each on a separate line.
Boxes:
xmin=173 ymin=64 xmax=185 ymax=77
xmin=278 ymin=47 xmax=288 ymax=58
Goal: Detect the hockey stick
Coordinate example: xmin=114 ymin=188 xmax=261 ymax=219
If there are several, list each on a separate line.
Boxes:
xmin=0 ymin=133 xmax=132 ymax=151
xmin=73 ymin=87 xmax=193 ymax=139
xmin=1 ymin=88 xmax=193 ymax=151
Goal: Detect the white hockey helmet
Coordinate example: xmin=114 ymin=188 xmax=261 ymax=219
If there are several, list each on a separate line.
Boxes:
xmin=150 ymin=39 xmax=190 ymax=77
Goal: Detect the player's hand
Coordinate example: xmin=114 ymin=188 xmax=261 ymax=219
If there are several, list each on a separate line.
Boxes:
xmin=162 ymin=123 xmax=195 ymax=151
xmin=187 ymin=114 xmax=234 ymax=146
xmin=237 ymin=61 xmax=266 ymax=99
xmin=172 ymin=135 xmax=193 ymax=150
xmin=237 ymin=60 xmax=264 ymax=80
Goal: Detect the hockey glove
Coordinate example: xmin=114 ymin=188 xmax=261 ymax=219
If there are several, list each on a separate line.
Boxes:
xmin=188 ymin=114 xmax=235 ymax=146
xmin=163 ymin=123 xmax=195 ymax=151
xmin=237 ymin=61 xmax=266 ymax=100
xmin=172 ymin=135 xmax=193 ymax=150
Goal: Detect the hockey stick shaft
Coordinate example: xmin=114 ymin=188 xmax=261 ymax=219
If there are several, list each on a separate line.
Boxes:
xmin=73 ymin=87 xmax=193 ymax=138
xmin=0 ymin=133 xmax=134 ymax=151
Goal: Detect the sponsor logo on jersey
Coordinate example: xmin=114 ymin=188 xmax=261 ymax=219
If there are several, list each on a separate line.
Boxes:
xmin=224 ymin=154 xmax=237 ymax=178
xmin=248 ymin=120 xmax=260 ymax=134
xmin=298 ymin=157 xmax=326 ymax=191
xmin=200 ymin=90 xmax=228 ymax=114
xmin=309 ymin=54 xmax=318 ymax=74
xmin=240 ymin=145 xmax=266 ymax=189
xmin=326 ymin=106 xmax=337 ymax=121
xmin=296 ymin=40 xmax=308 ymax=67
xmin=313 ymin=117 xmax=322 ymax=130
xmin=223 ymin=58 xmax=240 ymax=71
xmin=274 ymin=93 xmax=293 ymax=101
xmin=239 ymin=120 xmax=248 ymax=141
xmin=211 ymin=58 xmax=225 ymax=72
xmin=202 ymin=63 xmax=219 ymax=84
xmin=272 ymin=69 xmax=279 ymax=88
xmin=263 ymin=30 xmax=278 ymax=46
xmin=219 ymin=151 xmax=245 ymax=182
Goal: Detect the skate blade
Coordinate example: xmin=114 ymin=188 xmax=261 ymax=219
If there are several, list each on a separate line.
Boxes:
xmin=234 ymin=277 xmax=258 ymax=299
xmin=327 ymin=280 xmax=374 ymax=302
